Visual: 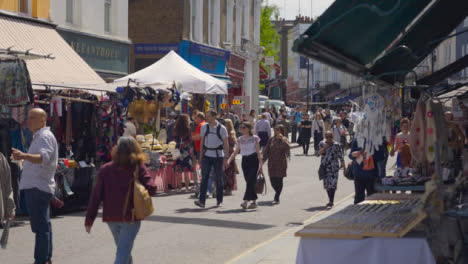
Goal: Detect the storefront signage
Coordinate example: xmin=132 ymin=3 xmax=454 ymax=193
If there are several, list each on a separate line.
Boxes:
xmin=220 ymin=103 xmax=227 ymax=109
xmin=134 ymin=43 xmax=179 ymax=55
xmin=190 ymin=42 xmax=230 ymax=61
xmin=58 ymin=29 xmax=129 ymax=74
xmin=179 ymin=40 xmax=229 ymax=76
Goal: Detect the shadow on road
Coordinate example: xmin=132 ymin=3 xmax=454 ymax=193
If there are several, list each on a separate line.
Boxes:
xmin=175 ymin=207 xmax=217 ymax=213
xmin=145 ymin=215 xmax=275 ymax=230
xmin=216 ymin=209 xmax=255 ymax=214
xmin=303 ymin=206 xmax=327 ymax=212
xmin=257 ymin=201 xmax=274 ymax=207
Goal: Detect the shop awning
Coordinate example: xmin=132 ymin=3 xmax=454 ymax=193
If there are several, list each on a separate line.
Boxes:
xmin=0 ymin=13 xmax=105 ymax=87
xmin=325 ymin=89 xmax=344 ymax=99
xmin=329 ymin=94 xmax=360 ymax=105
xmin=293 ymin=0 xmax=468 ymax=85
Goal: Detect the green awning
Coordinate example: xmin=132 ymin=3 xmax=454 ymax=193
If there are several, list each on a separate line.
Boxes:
xmin=293 ymin=0 xmax=468 ymax=85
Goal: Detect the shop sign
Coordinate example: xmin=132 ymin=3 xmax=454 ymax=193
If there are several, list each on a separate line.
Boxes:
xmin=265 ymin=56 xmax=275 ymax=66
xmin=220 ymin=103 xmax=227 ymax=109
xmin=179 ymin=40 xmax=229 ymax=75
xmin=58 ymin=29 xmax=129 ymax=74
xmin=228 ymin=54 xmax=246 ymax=73
xmin=232 ymin=99 xmax=241 ymax=105
xmin=134 ymin=43 xmax=179 ymax=55
xmin=191 ymin=42 xmax=230 ymax=61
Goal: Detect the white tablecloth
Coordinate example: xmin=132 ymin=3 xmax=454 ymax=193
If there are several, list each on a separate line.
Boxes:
xmin=296 ymin=237 xmax=435 ymax=264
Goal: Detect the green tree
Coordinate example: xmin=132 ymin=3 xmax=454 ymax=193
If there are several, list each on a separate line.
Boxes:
xmin=260 ymin=1 xmax=280 ymax=60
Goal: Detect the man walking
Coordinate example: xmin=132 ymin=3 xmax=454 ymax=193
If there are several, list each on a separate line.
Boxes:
xmin=12 ymin=108 xmax=58 ymax=264
xmin=195 ymin=110 xmax=229 ymax=208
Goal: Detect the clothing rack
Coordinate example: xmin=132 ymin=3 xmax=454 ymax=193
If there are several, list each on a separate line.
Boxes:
xmin=0 ymin=47 xmax=55 ymax=60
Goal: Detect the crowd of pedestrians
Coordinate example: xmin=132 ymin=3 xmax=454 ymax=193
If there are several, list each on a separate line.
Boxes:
xmin=7 ymin=103 xmax=395 ymax=264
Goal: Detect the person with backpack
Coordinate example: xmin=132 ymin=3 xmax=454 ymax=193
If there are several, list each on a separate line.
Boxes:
xmin=194 ymin=110 xmax=230 ymax=208
xmin=227 ymin=122 xmax=263 ymax=210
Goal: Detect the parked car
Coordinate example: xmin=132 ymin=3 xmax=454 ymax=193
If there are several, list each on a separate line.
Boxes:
xmin=265 ymin=99 xmax=285 ymax=111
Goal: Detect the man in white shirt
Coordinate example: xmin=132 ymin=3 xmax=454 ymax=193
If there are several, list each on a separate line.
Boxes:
xmin=261 ymin=108 xmax=272 ymax=123
xmin=254 ymin=114 xmax=271 ymax=149
xmin=122 ymin=117 xmax=137 ymax=138
xmin=12 ymin=108 xmax=58 ymax=264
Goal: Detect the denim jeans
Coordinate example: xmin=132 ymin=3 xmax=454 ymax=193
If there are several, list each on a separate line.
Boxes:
xmin=199 ymin=156 xmax=224 ymax=204
xmin=376 ymin=160 xmax=387 ymax=179
xmin=23 ymin=188 xmax=53 ymax=264
xmin=108 ymin=221 xmax=141 ymax=264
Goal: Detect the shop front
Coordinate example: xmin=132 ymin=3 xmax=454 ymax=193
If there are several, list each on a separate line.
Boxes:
xmin=57 ymin=28 xmax=130 ymax=81
xmin=227 ymin=53 xmax=246 ymax=103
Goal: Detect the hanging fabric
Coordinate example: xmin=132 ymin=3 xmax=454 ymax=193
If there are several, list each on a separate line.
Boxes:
xmin=0 ymin=59 xmax=34 ymax=106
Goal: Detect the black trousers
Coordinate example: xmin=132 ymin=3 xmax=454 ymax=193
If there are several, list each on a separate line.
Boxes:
xmin=302 ymin=136 xmax=311 ymax=154
xmin=354 ymin=178 xmax=376 ymax=204
xmin=313 ymin=131 xmax=323 ymax=152
xmin=270 ymin=177 xmax=283 ymax=201
xmin=327 ymin=188 xmax=336 ymax=204
xmin=242 ymin=154 xmax=259 ymax=201
xmin=291 ymin=124 xmax=298 ymax=143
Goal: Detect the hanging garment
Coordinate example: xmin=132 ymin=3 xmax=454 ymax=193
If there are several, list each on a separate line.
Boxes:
xmin=425 ymin=100 xmax=436 ymax=163
xmin=410 ymin=98 xmax=426 ymax=165
xmin=0 ymin=60 xmax=33 ymax=106
xmin=355 ymin=93 xmax=386 ymax=156
xmin=432 ymin=101 xmax=449 ymax=164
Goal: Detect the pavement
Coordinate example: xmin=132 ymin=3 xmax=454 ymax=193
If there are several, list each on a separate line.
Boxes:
xmin=1 ymin=146 xmax=357 ymax=264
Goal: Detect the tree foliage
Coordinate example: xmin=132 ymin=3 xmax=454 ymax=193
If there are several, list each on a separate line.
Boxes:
xmin=260 ymin=1 xmax=280 ymax=60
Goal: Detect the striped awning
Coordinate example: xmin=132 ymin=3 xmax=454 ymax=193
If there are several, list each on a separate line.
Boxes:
xmin=0 ymin=13 xmax=105 ymax=87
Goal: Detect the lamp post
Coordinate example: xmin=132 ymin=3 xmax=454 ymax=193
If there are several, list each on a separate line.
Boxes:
xmin=306 ymin=58 xmax=310 ymax=112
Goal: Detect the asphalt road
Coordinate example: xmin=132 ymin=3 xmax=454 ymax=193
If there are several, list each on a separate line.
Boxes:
xmin=1 ymin=147 xmax=356 ymax=264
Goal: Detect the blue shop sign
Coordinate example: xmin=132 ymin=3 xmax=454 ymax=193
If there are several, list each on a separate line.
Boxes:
xmin=134 ymin=43 xmax=179 ymax=55
xmin=58 ymin=29 xmax=129 ymax=74
xmin=179 ymin=40 xmax=230 ymax=75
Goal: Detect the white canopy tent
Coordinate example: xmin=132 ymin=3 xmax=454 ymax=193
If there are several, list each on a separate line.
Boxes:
xmin=115 ymin=50 xmax=228 ymax=95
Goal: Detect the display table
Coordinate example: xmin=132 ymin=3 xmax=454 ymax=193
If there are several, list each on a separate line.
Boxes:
xmin=296 ymin=236 xmax=435 ymax=264
xmin=375 ymin=184 xmax=425 ymax=193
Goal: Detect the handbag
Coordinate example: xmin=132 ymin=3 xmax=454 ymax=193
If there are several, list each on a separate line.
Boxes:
xmin=123 ymin=165 xmax=154 ymax=220
xmin=344 ymin=161 xmax=354 ymax=181
xmin=363 ymin=156 xmax=375 ymax=171
xmin=255 ymin=171 xmax=267 ymax=195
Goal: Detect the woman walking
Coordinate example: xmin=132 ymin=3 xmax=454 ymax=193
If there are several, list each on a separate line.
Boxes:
xmin=224 ymin=119 xmax=239 ymax=195
xmin=248 ymin=109 xmax=257 ymax=124
xmin=263 ymin=125 xmax=290 ymax=204
xmin=318 ymin=131 xmax=346 ymax=209
xmin=298 ymin=113 xmax=312 ymax=155
xmin=312 ymin=112 xmax=325 ymax=156
xmin=85 ymin=137 xmax=156 ymax=264
xmin=227 ymin=122 xmax=263 ymax=209
xmin=174 ymin=114 xmax=194 ymax=192
xmin=331 ymin=118 xmax=348 ymax=155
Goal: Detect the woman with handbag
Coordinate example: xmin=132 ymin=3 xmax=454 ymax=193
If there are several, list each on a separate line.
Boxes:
xmin=174 ymin=114 xmax=195 ymax=192
xmin=318 ymin=131 xmax=346 ymax=209
xmin=262 ymin=125 xmax=290 ymax=204
xmin=85 ymin=137 xmax=156 ymax=264
xmin=227 ymin=122 xmax=263 ymax=210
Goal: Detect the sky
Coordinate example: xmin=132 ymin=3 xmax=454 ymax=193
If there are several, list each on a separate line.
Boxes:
xmin=267 ymin=0 xmax=335 ymax=20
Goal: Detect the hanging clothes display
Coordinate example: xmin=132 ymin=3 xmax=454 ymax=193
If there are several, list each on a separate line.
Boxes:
xmin=353 ymin=93 xmax=387 ymax=156
xmin=0 ymin=59 xmax=34 ymax=106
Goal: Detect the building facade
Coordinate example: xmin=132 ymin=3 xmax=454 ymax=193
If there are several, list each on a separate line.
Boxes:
xmin=455 ymin=17 xmax=468 ymax=82
xmin=129 ymin=0 xmax=261 ymax=111
xmin=49 ymin=0 xmax=131 ymax=81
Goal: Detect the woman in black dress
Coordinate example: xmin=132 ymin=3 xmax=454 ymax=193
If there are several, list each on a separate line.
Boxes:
xmin=298 ymin=113 xmax=312 ymax=155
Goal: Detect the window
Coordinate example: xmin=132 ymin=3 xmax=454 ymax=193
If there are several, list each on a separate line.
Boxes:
xmin=104 ymin=0 xmax=112 ymax=33
xmin=66 ymin=0 xmax=73 ymax=24
xmin=19 ymin=0 xmax=28 ymax=14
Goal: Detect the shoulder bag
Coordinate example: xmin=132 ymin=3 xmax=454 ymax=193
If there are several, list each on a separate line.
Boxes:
xmin=344 ymin=161 xmax=355 ymax=181
xmin=255 ymin=171 xmax=267 ymax=195
xmin=123 ymin=165 xmax=154 ymax=220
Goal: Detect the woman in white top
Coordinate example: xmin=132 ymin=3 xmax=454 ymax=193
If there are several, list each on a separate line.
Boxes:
xmin=312 ymin=112 xmax=325 ymax=156
xmin=227 ymin=122 xmax=263 ymax=210
xmin=331 ymin=118 xmax=348 ymax=155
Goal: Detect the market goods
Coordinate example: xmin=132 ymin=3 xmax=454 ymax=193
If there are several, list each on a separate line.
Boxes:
xmin=296 ymin=194 xmax=425 ymax=239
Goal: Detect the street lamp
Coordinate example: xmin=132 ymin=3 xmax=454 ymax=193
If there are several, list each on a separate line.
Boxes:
xmin=306 ymin=58 xmax=310 ymax=112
